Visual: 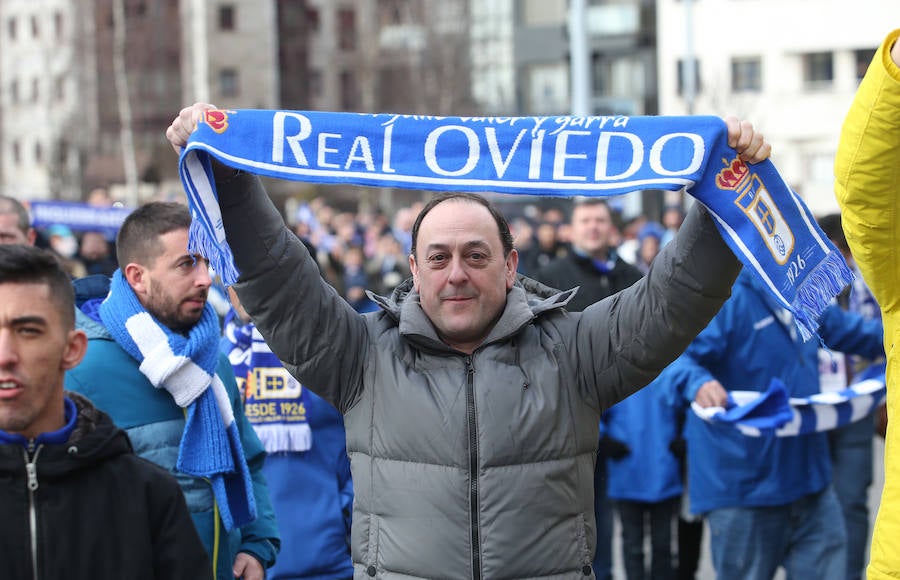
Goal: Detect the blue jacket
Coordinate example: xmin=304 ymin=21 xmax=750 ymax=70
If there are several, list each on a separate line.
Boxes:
xmin=220 ymin=332 xmax=354 ymax=580
xmin=64 ymin=276 xmax=279 ymax=580
xmin=666 ymin=269 xmax=883 ymax=514
xmin=604 ymin=376 xmax=683 ymax=503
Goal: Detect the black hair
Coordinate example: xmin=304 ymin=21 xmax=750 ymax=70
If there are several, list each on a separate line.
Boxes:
xmin=116 ymin=201 xmax=192 ymax=267
xmin=0 ymin=244 xmax=75 ymax=328
xmin=410 ymin=192 xmax=514 ymax=258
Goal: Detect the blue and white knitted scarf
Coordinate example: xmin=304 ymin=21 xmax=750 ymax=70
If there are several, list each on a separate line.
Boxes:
xmin=179 ymin=110 xmax=852 ymax=340
xmin=222 ymin=313 xmax=313 ymax=454
xmin=100 ymin=269 xmax=256 ymax=531
xmin=692 ymin=362 xmax=887 ymax=437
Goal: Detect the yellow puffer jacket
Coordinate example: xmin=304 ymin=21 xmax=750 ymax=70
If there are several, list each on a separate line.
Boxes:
xmin=835 ymin=28 xmax=900 ymax=580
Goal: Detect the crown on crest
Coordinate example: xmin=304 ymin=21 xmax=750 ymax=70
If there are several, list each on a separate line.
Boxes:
xmin=204 ymin=109 xmax=229 ymax=134
xmin=716 ymin=157 xmax=750 ymax=191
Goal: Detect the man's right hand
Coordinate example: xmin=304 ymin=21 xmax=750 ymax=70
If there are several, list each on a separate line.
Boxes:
xmin=694 ymin=380 xmax=728 ymax=408
xmin=166 ymin=103 xmax=218 ymax=154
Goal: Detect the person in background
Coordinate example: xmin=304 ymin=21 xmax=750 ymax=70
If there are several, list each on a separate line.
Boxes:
xmin=0 ymin=196 xmax=36 ymax=245
xmin=616 ymin=214 xmax=648 ymax=265
xmin=533 ymin=220 xmax=567 ymax=270
xmin=0 ymin=243 xmax=211 ymax=579
xmin=341 ymin=244 xmax=379 ymax=314
xmin=816 ymin=213 xmax=882 ymax=580
xmin=534 ymin=197 xmax=644 ymax=579
xmin=46 ymin=225 xmax=86 ymax=279
xmin=635 ymin=222 xmax=665 ymax=275
xmin=78 ymin=230 xmax=118 ymax=277
xmin=603 ymin=376 xmax=683 ymax=580
xmin=366 ymin=231 xmax=411 ymax=296
xmin=509 ymin=217 xmax=540 ymax=276
xmin=64 ymin=201 xmax=279 ymax=580
xmin=833 ymin=28 xmax=900 ymax=580
xmin=661 ymin=205 xmax=685 ymax=248
xmin=665 ymin=266 xmax=883 ymax=579
xmin=222 ymin=286 xmax=354 ymax=580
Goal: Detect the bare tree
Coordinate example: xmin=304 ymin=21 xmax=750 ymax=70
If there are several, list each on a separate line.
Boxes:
xmin=112 ymin=0 xmax=138 ymax=206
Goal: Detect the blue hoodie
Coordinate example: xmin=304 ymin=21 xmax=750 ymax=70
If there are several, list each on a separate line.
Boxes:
xmin=665 ymin=269 xmax=883 ymax=514
xmin=603 ymin=376 xmax=683 ymax=503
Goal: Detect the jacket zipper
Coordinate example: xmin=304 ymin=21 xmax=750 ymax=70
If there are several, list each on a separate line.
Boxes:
xmin=465 ymin=355 xmax=482 ymax=580
xmin=24 ymin=440 xmax=42 ymax=580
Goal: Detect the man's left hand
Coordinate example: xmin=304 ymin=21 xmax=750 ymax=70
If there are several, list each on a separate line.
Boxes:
xmin=723 ymin=115 xmax=772 ymax=164
xmin=233 ymin=552 xmax=264 ymax=580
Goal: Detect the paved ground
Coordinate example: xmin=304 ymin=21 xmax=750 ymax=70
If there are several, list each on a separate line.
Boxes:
xmin=610 ymin=437 xmax=886 ymax=579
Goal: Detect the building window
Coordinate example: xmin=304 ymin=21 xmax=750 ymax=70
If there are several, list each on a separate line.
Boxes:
xmin=218 ymin=5 xmax=235 ymax=31
xmin=521 ymin=0 xmax=566 ymax=26
xmin=219 ymin=68 xmax=239 ymax=97
xmin=31 ymin=15 xmax=38 ymax=38
xmin=731 ymin=56 xmax=762 ymax=92
xmin=54 ymin=12 xmax=63 ymax=39
xmin=677 ymin=58 xmax=702 ymax=96
xmin=12 ymin=141 xmax=20 ymax=165
xmin=57 ymin=140 xmax=69 ymax=166
xmin=338 ymin=8 xmax=356 ymax=51
xmin=308 ymin=69 xmax=322 ymax=99
xmin=55 ymin=76 xmax=65 ymax=101
xmin=855 ymin=48 xmax=877 ymax=83
xmin=10 ymin=79 xmax=18 ymax=103
xmin=7 ymin=17 xmax=16 ymax=41
xmin=306 ymin=8 xmax=319 ymax=32
xmin=803 ymin=52 xmax=833 ymax=89
xmin=34 ymin=142 xmax=43 ymax=164
xmin=525 ymin=63 xmax=569 ymax=115
xmin=31 ymin=78 xmax=39 ymax=102
xmin=340 ymin=70 xmax=356 ymax=110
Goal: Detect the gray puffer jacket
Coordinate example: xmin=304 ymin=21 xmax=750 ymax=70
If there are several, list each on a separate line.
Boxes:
xmin=218 ymin=173 xmax=740 ymax=579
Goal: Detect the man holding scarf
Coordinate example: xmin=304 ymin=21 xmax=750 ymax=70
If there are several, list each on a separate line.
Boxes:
xmin=65 ymin=202 xmax=279 ymax=580
xmin=166 ymin=104 xmax=770 ymax=579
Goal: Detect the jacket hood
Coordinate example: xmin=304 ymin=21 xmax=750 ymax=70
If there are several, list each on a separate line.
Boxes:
xmin=73 ymin=274 xmax=113 ymax=340
xmin=367 ymin=273 xmax=577 ymax=351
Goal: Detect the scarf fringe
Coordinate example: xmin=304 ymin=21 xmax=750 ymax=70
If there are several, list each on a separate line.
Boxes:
xmin=189 ymin=217 xmax=240 ymax=285
xmin=790 ymin=251 xmax=855 ymax=343
xmin=253 ymin=423 xmax=312 ymax=454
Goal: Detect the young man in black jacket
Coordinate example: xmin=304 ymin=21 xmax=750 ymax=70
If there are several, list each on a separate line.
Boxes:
xmin=0 ymin=244 xmax=210 ymax=580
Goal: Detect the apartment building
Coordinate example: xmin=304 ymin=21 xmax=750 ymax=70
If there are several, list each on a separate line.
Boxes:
xmin=657 ymin=0 xmax=900 ymax=215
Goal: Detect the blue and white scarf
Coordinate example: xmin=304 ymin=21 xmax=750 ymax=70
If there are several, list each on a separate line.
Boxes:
xmin=178 ymin=110 xmax=853 ymax=340
xmin=692 ymin=362 xmax=887 ymax=437
xmin=100 ymin=270 xmax=256 ymax=531
xmin=222 ymin=314 xmax=313 ymax=454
